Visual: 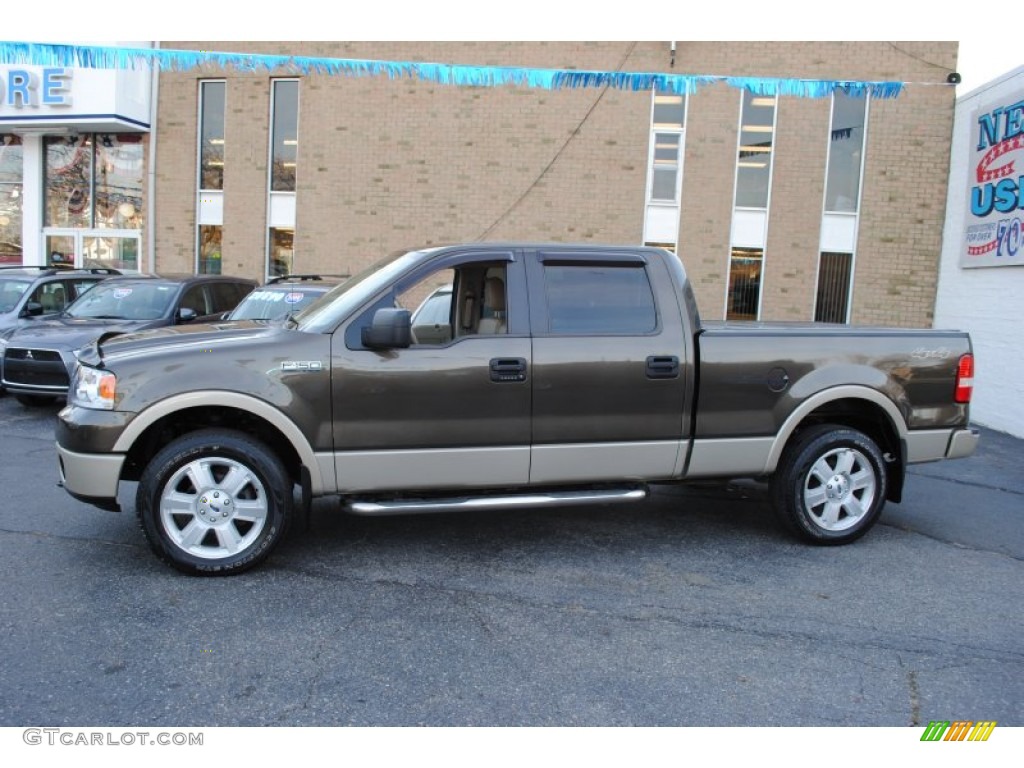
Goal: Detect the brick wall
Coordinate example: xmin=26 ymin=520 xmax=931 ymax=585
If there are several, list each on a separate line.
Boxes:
xmin=154 ymin=41 xmax=957 ymax=327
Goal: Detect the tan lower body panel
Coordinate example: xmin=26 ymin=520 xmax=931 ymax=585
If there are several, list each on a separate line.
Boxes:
xmin=529 ymin=441 xmax=683 ymax=484
xmin=335 ymin=446 xmax=530 ymax=493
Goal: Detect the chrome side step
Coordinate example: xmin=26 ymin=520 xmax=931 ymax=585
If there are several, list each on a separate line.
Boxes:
xmin=346 ymin=487 xmax=647 ymax=516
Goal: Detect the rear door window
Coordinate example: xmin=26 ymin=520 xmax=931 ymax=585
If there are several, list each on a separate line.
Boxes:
xmin=178 ymin=285 xmax=211 ymax=316
xmin=209 ymin=281 xmax=249 ymax=314
xmin=543 ymin=263 xmax=657 ymax=334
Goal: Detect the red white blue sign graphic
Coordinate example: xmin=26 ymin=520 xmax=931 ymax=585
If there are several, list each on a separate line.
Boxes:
xmin=963 ymin=95 xmax=1024 ymax=268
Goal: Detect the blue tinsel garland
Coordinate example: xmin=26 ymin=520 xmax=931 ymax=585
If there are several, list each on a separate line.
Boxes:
xmin=0 ymin=41 xmax=908 ymax=100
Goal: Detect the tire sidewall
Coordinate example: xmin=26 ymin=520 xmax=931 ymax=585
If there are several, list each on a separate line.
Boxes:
xmin=773 ymin=425 xmax=887 ymax=545
xmin=137 ymin=430 xmax=291 ymax=575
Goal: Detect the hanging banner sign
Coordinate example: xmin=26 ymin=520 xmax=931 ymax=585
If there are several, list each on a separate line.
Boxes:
xmin=962 ymin=94 xmax=1024 ymax=268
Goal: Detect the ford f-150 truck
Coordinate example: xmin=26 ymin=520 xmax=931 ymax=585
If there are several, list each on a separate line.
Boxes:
xmin=55 ymin=244 xmax=979 ymax=575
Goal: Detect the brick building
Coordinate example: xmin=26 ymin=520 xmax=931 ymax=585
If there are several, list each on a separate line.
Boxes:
xmin=2 ymin=41 xmax=959 ymax=326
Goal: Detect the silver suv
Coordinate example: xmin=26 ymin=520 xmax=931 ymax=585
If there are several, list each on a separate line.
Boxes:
xmin=0 ymin=266 xmax=121 ymax=396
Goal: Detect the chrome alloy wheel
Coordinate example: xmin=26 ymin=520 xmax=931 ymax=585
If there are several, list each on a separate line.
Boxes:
xmin=801 ymin=446 xmax=877 ymax=532
xmin=159 ymin=457 xmax=269 ymax=559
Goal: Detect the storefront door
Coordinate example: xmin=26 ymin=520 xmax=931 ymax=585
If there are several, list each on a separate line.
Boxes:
xmin=43 ymin=229 xmax=141 ymax=272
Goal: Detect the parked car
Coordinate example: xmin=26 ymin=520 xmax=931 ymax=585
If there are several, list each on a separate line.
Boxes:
xmin=409 ymin=283 xmax=453 ymax=344
xmin=0 ymin=266 xmax=122 ymax=396
xmin=55 ymin=244 xmax=978 ymax=575
xmin=1 ymin=273 xmax=256 ymax=406
xmin=224 ymin=274 xmax=347 ymax=322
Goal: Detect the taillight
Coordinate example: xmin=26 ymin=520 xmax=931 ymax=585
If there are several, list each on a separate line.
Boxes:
xmin=954 ymin=353 xmax=974 ymax=404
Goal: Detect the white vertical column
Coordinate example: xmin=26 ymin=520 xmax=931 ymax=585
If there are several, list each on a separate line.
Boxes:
xmin=20 ymin=134 xmax=43 ymax=266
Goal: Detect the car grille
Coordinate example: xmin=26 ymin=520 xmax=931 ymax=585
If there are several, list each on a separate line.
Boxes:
xmin=4 ymin=348 xmax=62 ymax=362
xmin=2 ymin=348 xmax=70 ymax=389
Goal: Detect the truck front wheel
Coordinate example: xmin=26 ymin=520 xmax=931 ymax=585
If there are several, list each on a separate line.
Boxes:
xmin=136 ymin=429 xmax=292 ymax=575
xmin=771 ymin=424 xmax=887 ymax=545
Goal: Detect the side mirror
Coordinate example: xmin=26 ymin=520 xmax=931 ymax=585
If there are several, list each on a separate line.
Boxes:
xmin=362 ymin=308 xmax=412 ymax=349
xmin=177 ymin=307 xmax=199 ymax=323
xmin=21 ymin=301 xmax=44 ymax=317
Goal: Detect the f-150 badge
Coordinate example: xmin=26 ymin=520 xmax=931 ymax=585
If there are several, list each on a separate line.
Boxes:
xmin=280 ymin=361 xmax=323 ymax=371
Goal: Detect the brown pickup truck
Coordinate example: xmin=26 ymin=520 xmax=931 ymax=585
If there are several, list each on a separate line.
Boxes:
xmin=55 ymin=244 xmax=979 ymax=575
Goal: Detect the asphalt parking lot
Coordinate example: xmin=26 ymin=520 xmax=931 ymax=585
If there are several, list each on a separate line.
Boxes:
xmin=0 ymin=392 xmax=1021 ymax=727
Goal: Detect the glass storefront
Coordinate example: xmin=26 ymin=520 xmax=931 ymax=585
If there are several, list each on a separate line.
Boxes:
xmin=42 ymin=134 xmax=144 ymax=270
xmin=0 ymin=135 xmax=23 ymax=265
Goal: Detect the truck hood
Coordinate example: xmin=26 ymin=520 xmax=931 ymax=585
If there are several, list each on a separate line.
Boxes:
xmin=76 ymin=320 xmax=331 ymax=416
xmin=80 ymin=320 xmax=279 ymax=366
xmin=3 ymin=316 xmax=168 ymax=353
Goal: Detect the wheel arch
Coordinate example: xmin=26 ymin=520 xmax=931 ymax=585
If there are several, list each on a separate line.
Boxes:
xmin=766 ymin=386 xmax=907 ymax=502
xmin=114 ymin=391 xmax=329 ymax=493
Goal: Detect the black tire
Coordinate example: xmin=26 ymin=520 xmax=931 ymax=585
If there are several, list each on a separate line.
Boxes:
xmin=136 ymin=429 xmax=292 ymax=575
xmin=16 ymin=394 xmax=57 ymax=407
xmin=771 ymin=424 xmax=887 ymax=545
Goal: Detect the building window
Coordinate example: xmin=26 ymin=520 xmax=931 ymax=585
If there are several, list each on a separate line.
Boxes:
xmin=726 ymin=247 xmax=762 ymax=321
xmin=816 ymin=89 xmax=868 ymax=323
xmin=197 ymin=81 xmax=226 ymax=275
xmin=45 ymin=135 xmax=92 ymax=228
xmin=814 ymin=251 xmax=853 ymax=323
xmin=643 ymin=91 xmax=686 ymax=251
xmin=198 ymin=225 xmax=222 ymax=274
xmin=825 ymin=89 xmax=867 ymax=213
xmin=268 ymin=227 xmax=294 ymax=277
xmin=727 ymin=93 xmax=776 ymax=320
xmin=267 ymin=79 xmax=298 ymax=277
xmin=44 ymin=134 xmax=144 ymax=230
xmin=735 ymin=93 xmax=776 ymax=209
xmin=199 ymin=81 xmax=225 ymax=191
xmin=270 ymin=80 xmax=298 ymax=192
xmin=650 ymin=133 xmax=681 ymax=203
xmin=0 ymin=135 xmax=23 ymax=264
xmin=95 ymin=134 xmax=145 ymax=229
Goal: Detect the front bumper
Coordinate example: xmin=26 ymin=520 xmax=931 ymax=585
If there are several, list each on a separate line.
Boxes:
xmin=56 ymin=443 xmax=125 ymax=512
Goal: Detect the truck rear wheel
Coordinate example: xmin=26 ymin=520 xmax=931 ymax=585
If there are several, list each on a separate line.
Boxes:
xmin=771 ymin=424 xmax=887 ymax=545
xmin=136 ymin=429 xmax=292 ymax=575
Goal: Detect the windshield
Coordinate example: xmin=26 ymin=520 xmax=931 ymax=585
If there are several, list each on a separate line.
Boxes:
xmin=0 ymin=278 xmax=32 ymax=313
xmin=294 ymin=248 xmax=432 ymax=333
xmin=228 ymin=287 xmax=328 ymax=321
xmin=65 ymin=282 xmax=177 ymax=320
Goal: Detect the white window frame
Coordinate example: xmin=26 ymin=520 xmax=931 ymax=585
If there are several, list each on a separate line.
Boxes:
xmin=196 ymin=79 xmax=226 ymax=274
xmin=725 ymin=91 xmax=778 ymax=320
xmin=266 ymin=78 xmax=299 ymax=279
xmin=813 ymin=90 xmax=871 ymax=324
xmin=643 ymin=91 xmax=687 ymax=250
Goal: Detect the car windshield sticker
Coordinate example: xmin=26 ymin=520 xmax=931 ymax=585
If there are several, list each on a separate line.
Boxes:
xmin=285 ymin=292 xmax=305 ymax=304
xmin=112 ymin=288 xmax=133 ymax=299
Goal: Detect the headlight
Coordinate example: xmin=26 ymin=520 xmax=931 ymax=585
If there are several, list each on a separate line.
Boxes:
xmin=70 ymin=363 xmax=117 ymax=410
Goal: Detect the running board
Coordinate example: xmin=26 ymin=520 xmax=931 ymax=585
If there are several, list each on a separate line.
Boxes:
xmin=346 ymin=487 xmax=647 ymax=516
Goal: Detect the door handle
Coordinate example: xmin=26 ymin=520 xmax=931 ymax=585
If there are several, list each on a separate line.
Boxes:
xmin=490 ymin=357 xmax=527 ymax=383
xmin=646 ymin=355 xmax=680 ymax=379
